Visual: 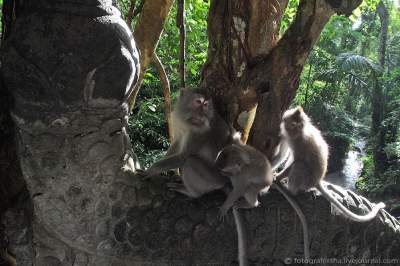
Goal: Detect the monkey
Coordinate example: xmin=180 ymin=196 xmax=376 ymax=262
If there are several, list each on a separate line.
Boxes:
xmin=215 ymin=143 xmax=273 ymax=216
xmin=143 ymin=88 xmax=249 ymax=266
xmin=144 ymin=88 xmax=234 ymax=197
xmin=275 ymin=106 xmax=386 ymax=222
xmin=215 ymin=143 xmax=310 ymax=260
xmin=215 ymin=143 xmax=271 ymax=266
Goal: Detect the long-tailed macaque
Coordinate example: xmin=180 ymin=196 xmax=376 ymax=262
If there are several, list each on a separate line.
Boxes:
xmin=276 ymin=106 xmax=385 ymax=222
xmin=215 ymin=143 xmax=273 ymax=215
xmin=216 ymin=143 xmax=310 ymax=260
xmin=145 ymin=88 xmax=234 ymax=197
xmin=144 ymin=88 xmax=248 ymax=266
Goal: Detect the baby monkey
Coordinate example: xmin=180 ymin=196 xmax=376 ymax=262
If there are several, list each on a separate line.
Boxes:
xmin=216 ymin=142 xmax=311 ymax=260
xmin=276 ymin=106 xmax=385 ymax=222
xmin=215 ymin=143 xmax=273 ymax=218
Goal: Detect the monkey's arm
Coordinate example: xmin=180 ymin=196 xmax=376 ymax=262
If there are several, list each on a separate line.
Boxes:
xmin=164 ymin=141 xmax=181 ymax=157
xmin=271 ymin=140 xmax=290 ymax=170
xmin=219 ymin=180 xmax=246 ymax=220
xmin=146 ymin=154 xmax=185 ymax=176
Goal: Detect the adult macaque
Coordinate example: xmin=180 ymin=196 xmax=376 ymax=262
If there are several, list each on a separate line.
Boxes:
xmin=144 ymin=88 xmax=248 ymax=265
xmin=145 ymin=88 xmax=235 ymax=197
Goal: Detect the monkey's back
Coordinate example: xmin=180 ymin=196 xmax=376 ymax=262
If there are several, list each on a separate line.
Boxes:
xmin=240 ymin=145 xmax=273 ymax=188
xmin=291 ymin=124 xmax=329 ymax=184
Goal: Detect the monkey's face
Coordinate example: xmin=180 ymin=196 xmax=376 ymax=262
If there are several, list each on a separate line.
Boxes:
xmin=177 ymin=89 xmax=214 ymax=132
xmin=281 ymin=107 xmax=305 ymax=139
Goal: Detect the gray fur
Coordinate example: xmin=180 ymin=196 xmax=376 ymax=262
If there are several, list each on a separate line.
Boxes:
xmin=216 ymin=143 xmax=273 ymax=214
xmin=277 ymin=106 xmax=385 ymax=222
xmin=146 ymin=88 xmax=233 ymax=197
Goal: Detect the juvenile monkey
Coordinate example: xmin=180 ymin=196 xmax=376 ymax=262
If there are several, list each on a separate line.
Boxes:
xmin=216 ymin=143 xmax=310 ymax=260
xmin=276 ymin=106 xmax=385 ymax=222
xmin=145 ymin=88 xmax=233 ymax=197
xmin=215 ymin=143 xmax=273 ymax=216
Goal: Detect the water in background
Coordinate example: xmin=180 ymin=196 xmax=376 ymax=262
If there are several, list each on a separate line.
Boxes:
xmin=325 ymin=139 xmax=366 ymax=190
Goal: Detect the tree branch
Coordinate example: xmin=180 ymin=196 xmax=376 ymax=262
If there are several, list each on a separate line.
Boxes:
xmin=246 ymin=0 xmax=362 ymax=158
xmin=126 ymin=0 xmax=136 ymax=27
xmin=152 ymin=53 xmax=173 ymax=143
xmin=128 ymin=0 xmax=175 ymax=110
xmin=176 ymin=0 xmax=186 ymax=88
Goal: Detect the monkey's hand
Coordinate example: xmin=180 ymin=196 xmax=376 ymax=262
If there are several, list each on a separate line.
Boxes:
xmin=218 ymin=205 xmax=230 ymax=222
xmin=140 ymin=165 xmax=162 ymax=179
xmin=143 ymin=155 xmax=185 ymax=179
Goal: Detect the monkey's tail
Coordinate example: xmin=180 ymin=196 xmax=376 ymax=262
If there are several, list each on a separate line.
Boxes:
xmin=317 ymin=182 xmax=385 ymax=222
xmin=271 ymin=183 xmax=310 ymax=260
xmin=233 ymin=208 xmax=248 ymax=266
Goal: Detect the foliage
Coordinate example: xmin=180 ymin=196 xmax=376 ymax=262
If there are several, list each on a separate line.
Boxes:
xmin=120 ymin=0 xmax=400 ymax=204
xmin=280 ymin=0 xmax=300 ymax=35
xmin=292 ymin=0 xmax=400 ymax=202
xmin=118 ymin=0 xmax=210 ymax=166
xmin=127 ymin=94 xmax=173 ymax=168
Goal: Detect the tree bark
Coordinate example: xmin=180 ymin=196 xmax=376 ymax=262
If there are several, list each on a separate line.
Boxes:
xmin=201 ymin=0 xmax=289 ymax=141
xmin=247 ymin=0 xmax=336 ymax=158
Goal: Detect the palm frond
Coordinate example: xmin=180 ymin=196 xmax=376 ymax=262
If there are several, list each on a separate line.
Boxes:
xmin=346 ymin=73 xmax=368 ymax=88
xmin=336 ymin=52 xmax=382 ymax=75
xmin=317 ymin=68 xmax=339 ymax=82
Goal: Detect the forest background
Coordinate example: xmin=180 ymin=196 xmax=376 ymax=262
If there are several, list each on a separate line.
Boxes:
xmin=115 ymin=0 xmax=400 ymax=215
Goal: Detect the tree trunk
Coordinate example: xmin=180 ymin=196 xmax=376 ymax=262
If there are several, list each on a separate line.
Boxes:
xmin=372 ymin=1 xmax=389 ymax=177
xmin=201 ymin=0 xmax=289 ymax=143
xmin=1 ymin=0 xmax=400 ymax=265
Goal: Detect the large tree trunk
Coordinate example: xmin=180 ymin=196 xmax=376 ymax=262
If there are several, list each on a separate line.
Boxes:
xmin=0 ymin=0 xmax=399 ymax=265
xmin=201 ymin=0 xmax=289 ymax=143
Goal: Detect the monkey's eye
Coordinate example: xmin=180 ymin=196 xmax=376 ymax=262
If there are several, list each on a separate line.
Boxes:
xmin=203 ymin=101 xmax=209 ymax=107
xmin=194 ymin=98 xmax=203 ymax=106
